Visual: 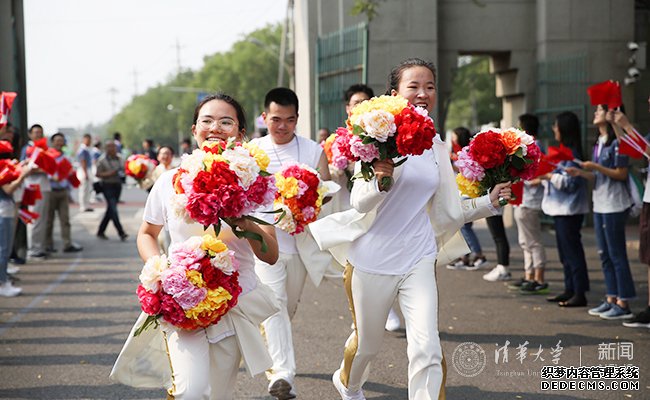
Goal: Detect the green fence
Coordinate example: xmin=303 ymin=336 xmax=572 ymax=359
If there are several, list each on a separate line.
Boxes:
xmin=534 ymin=54 xmax=590 ymax=225
xmin=534 ymin=53 xmax=589 ymax=153
xmin=316 ymin=22 xmax=368 ymax=134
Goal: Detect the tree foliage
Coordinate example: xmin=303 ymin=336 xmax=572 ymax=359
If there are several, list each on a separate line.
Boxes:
xmin=444 ymin=56 xmax=502 ymax=134
xmin=108 ymin=24 xmax=282 ymax=152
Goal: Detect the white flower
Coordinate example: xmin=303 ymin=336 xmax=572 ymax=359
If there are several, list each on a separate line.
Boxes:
xmin=274 ymin=203 xmax=297 ymax=234
xmin=179 ymin=150 xmax=206 ymax=178
xmin=170 ymin=193 xmax=192 ymax=223
xmin=358 ymin=110 xmax=396 ymax=143
xmin=139 ymin=254 xmax=169 ymax=293
xmin=222 ymin=146 xmax=261 ymax=189
xmin=210 ymin=250 xmax=237 ymax=275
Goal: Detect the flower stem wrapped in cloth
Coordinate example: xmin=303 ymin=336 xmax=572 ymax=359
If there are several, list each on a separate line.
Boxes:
xmin=455 ymin=127 xmax=542 ymax=206
xmin=171 ymin=138 xmax=278 ymax=252
xmin=134 ymin=234 xmax=241 ymax=336
xmin=343 ymin=94 xmax=437 ymax=190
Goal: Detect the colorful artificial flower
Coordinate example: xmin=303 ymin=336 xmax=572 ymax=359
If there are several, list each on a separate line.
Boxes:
xmin=125 ymin=154 xmax=156 ymax=181
xmin=134 ymin=234 xmax=241 ymax=335
xmin=454 ymin=127 xmax=541 ymax=203
xmin=171 ymin=138 xmax=277 ymax=248
xmin=273 ymin=163 xmax=327 ymax=235
xmin=335 ymin=94 xmax=436 ymax=189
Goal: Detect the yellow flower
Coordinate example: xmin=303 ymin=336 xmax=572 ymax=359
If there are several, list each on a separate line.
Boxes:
xmin=186 ymin=269 xmax=206 ymax=288
xmin=275 ymin=174 xmax=299 ymax=198
xmin=315 ymin=186 xmax=328 ymax=208
xmin=243 ymin=142 xmax=270 ymax=170
xmin=203 ymin=153 xmax=226 ymax=171
xmin=348 ymin=95 xmax=409 ymax=126
xmin=127 ymin=160 xmax=143 ymax=175
xmin=185 ymin=287 xmax=232 ymax=319
xmin=201 ymin=234 xmax=227 ymax=255
xmin=456 ymin=174 xmax=483 ymax=198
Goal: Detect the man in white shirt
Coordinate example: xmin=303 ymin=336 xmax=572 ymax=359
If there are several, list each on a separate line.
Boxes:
xmin=76 ymin=133 xmax=93 ymax=212
xmin=251 ymin=88 xmax=331 ymax=400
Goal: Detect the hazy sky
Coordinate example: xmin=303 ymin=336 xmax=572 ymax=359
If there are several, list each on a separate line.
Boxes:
xmin=24 ymin=0 xmax=286 ymax=133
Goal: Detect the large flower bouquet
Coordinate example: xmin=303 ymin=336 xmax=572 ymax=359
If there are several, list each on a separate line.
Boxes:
xmin=454 ymin=127 xmax=541 ymax=204
xmin=335 ymin=95 xmax=437 ymax=190
xmin=171 ymin=138 xmax=277 ymax=249
xmin=134 ymin=234 xmax=241 ymax=336
xmin=125 ymin=154 xmax=156 ymax=181
xmin=274 ymin=163 xmax=327 ymax=235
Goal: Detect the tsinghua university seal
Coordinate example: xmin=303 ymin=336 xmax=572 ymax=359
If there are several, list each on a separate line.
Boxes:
xmin=451 ymin=342 xmax=487 ymax=377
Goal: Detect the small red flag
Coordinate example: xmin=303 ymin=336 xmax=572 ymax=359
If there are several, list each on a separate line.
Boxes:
xmin=587 ymin=80 xmax=622 ymax=109
xmin=56 ymin=158 xmax=73 ymax=181
xmin=618 ymin=129 xmax=648 ymax=159
xmin=509 ymin=180 xmax=524 ymax=206
xmin=0 ymin=92 xmax=17 ymax=129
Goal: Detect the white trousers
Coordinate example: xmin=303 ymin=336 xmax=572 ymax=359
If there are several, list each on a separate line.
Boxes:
xmin=340 ymin=258 xmax=446 ymax=400
xmin=77 ymin=173 xmax=92 ymax=210
xmin=513 ymin=206 xmax=547 ymax=274
xmin=164 ymin=329 xmax=240 ymax=400
xmin=28 ymin=191 xmax=50 ymax=253
xmin=255 ymin=253 xmax=308 ymax=385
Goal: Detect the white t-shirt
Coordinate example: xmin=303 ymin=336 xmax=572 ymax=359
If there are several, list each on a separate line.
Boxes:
xmin=144 ymin=169 xmax=258 ymax=295
xmin=348 ymin=149 xmax=440 ymax=275
xmin=251 ymin=134 xmax=323 ymax=254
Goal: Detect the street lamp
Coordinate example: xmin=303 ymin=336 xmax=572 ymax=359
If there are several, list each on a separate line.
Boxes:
xmin=247 ymin=38 xmax=293 ymax=88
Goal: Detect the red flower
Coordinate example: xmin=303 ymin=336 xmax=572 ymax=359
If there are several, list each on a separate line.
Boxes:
xmin=186 ymin=193 xmax=223 ymax=226
xmin=394 ymin=107 xmax=436 ymax=156
xmin=517 ymin=143 xmax=542 ymax=180
xmin=160 ymin=293 xmax=187 ymax=326
xmin=137 ymin=285 xmax=162 ymax=315
xmin=469 ymin=131 xmax=507 ymax=169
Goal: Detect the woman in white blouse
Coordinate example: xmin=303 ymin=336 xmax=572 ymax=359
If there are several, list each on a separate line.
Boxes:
xmin=312 ymin=58 xmax=511 ymax=400
xmin=111 ymin=93 xmax=279 ymax=400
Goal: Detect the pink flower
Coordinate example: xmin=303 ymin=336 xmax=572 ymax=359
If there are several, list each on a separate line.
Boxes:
xmin=174 ymin=285 xmax=207 ymax=310
xmin=301 ymin=206 xmax=316 ymax=220
xmin=168 ymin=238 xmax=205 ymax=269
xmin=350 ymin=136 xmax=379 ymax=162
xmin=454 ymin=147 xmax=485 ymax=182
xmin=297 ymin=180 xmax=309 ymax=197
xmin=160 ymin=267 xmax=192 ymax=296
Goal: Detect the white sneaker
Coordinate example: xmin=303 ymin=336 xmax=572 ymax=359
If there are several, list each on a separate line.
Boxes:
xmin=332 ymin=369 xmax=366 ymax=400
xmin=0 ymin=281 xmax=22 ymax=297
xmin=7 ymin=265 xmax=20 ymax=275
xmin=482 ymin=264 xmax=511 ymax=281
xmin=385 ymin=307 xmax=401 ymax=331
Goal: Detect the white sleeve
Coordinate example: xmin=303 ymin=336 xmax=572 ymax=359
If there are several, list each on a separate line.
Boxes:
xmin=143 ymin=173 xmax=168 ymax=226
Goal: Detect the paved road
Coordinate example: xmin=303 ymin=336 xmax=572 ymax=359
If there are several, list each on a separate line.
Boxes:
xmin=0 ymin=187 xmax=648 ymax=399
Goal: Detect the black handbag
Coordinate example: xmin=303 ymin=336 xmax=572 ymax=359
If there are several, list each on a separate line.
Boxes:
xmin=92 ymin=181 xmax=103 ymax=194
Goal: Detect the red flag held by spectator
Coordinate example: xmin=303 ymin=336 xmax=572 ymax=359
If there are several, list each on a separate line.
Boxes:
xmin=619 ymin=129 xmax=648 ymax=159
xmin=22 ymin=184 xmax=42 ymax=206
xmin=587 ymin=80 xmax=622 ymax=109
xmin=546 ymin=144 xmax=575 ymax=163
xmin=0 ymin=160 xmax=20 ymax=185
xmin=0 ymin=141 xmax=13 ymax=155
xmin=56 ymin=158 xmax=73 ymax=181
xmin=509 ymin=180 xmax=524 ymax=206
xmin=29 ymin=147 xmax=57 ymax=175
xmin=0 ymin=92 xmax=17 ymax=129
xmin=26 ymin=138 xmax=48 ymax=157
xmin=67 ymin=173 xmax=80 ymax=188
xmin=18 ymin=209 xmax=39 ymax=224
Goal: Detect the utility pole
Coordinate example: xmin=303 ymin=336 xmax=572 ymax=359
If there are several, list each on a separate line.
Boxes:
xmin=175 ymin=38 xmax=184 ymax=75
xmin=108 ymin=87 xmax=118 ymax=117
xmin=132 ymin=68 xmax=139 ymax=97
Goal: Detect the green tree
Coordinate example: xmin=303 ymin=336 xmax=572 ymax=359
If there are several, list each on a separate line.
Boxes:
xmin=107 ymin=24 xmax=282 ymax=152
xmin=444 ymin=56 xmax=502 ymax=134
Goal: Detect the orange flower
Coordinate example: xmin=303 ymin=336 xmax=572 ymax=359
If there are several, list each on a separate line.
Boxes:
xmin=501 ymin=130 xmax=522 ymax=155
